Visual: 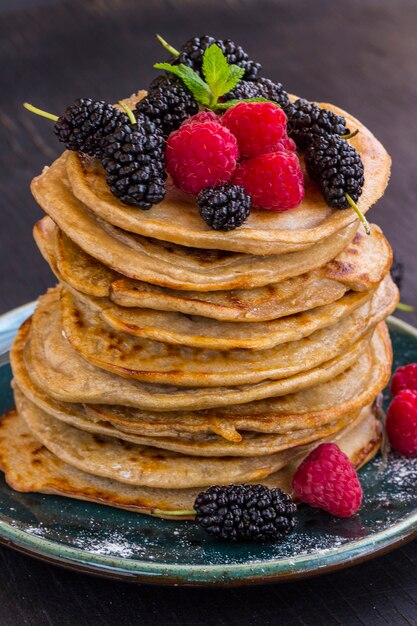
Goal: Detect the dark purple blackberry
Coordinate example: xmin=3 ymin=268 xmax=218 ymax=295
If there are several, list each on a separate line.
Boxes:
xmin=391 ymin=255 xmax=404 ymax=291
xmin=135 ymin=76 xmax=199 ymax=138
xmin=194 ymin=484 xmax=297 ymax=542
xmin=101 ymin=113 xmax=166 ymax=209
xmin=54 ymin=99 xmax=129 ymax=158
xmin=197 ymin=185 xmax=251 ymax=231
xmin=173 ymin=36 xmax=261 ymax=81
xmin=304 ymin=134 xmax=364 ymax=209
xmin=224 ymin=77 xmax=291 ymax=110
xmin=287 ymin=99 xmax=350 ymax=150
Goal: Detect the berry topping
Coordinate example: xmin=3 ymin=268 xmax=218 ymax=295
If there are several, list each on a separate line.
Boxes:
xmin=53 ymin=99 xmax=129 ymax=158
xmin=386 ymin=390 xmax=417 ymax=456
xmin=194 ymin=484 xmax=297 ymax=542
xmin=391 ymin=364 xmax=417 ymax=396
xmin=275 ymin=135 xmax=297 ymax=153
xmin=166 ymin=121 xmax=238 ymax=194
xmin=182 ymin=110 xmax=220 ymax=125
xmin=305 ymin=134 xmax=364 ymax=209
xmin=391 ymin=255 xmax=404 ymax=291
xmin=224 ymin=77 xmax=291 ymax=110
xmin=197 ymin=184 xmax=251 ymax=231
xmin=172 ymin=35 xmax=261 ymax=81
xmin=292 ymin=443 xmax=363 ymax=517
xmin=135 ymin=75 xmax=199 ymax=138
xmin=221 ymin=101 xmax=287 ymax=158
xmin=102 ymin=113 xmax=166 ymax=209
xmin=232 ymin=151 xmax=304 ymax=211
xmin=287 ymin=99 xmax=350 ymax=151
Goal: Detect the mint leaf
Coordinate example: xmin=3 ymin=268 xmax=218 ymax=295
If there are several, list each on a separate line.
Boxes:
xmin=154 ymin=62 xmax=212 ymax=105
xmin=220 ymin=65 xmax=245 ymax=95
xmin=214 ymin=97 xmax=282 ymax=110
xmin=202 ymin=44 xmax=230 ymax=95
xmin=202 ymin=45 xmax=245 ymax=101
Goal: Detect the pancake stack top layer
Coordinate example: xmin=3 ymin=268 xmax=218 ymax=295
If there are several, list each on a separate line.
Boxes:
xmin=1 ymin=86 xmax=398 ymax=518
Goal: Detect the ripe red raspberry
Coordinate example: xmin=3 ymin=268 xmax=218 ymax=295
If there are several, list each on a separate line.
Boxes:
xmin=232 ymin=152 xmax=304 ymax=211
xmin=292 ymin=443 xmax=363 ymax=517
xmin=390 ymin=363 xmax=417 ymax=396
xmin=182 ymin=110 xmax=219 ymax=125
xmin=386 ymin=389 xmax=417 ymax=456
xmin=166 ymin=122 xmax=238 ymax=194
xmin=221 ymin=101 xmax=287 ymax=158
xmin=275 ymin=135 xmax=297 ymax=153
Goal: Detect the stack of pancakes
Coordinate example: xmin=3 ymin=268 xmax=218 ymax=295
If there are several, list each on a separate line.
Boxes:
xmin=0 ymin=98 xmax=398 ymax=517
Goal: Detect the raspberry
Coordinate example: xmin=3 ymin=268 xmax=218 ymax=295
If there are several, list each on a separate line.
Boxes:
xmin=221 ymin=102 xmax=287 ymax=158
xmin=232 ymin=152 xmax=304 ymax=211
xmin=386 ymin=390 xmax=417 ymax=456
xmin=165 ymin=121 xmax=238 ymax=194
xmin=275 ymin=135 xmax=297 ymax=153
xmin=390 ymin=364 xmax=417 ymax=396
xmin=292 ymin=443 xmax=363 ymax=517
xmin=182 ymin=110 xmax=220 ymax=125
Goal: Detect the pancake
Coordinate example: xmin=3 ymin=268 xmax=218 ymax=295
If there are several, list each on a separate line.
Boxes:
xmin=16 ymin=391 xmax=318 ymax=488
xmin=22 ymin=300 xmax=373 ymax=410
xmin=34 ymin=217 xmax=119 ymax=299
xmin=68 ymin=283 xmax=376 ymax=350
xmin=63 ymin=93 xmax=390 ymax=255
xmin=0 ymin=406 xmax=381 ymax=516
xmin=34 ymin=217 xmax=392 ymax=321
xmin=12 ymin=386 xmax=355 ymax=458
xmin=31 ymin=155 xmax=360 ymax=292
xmin=60 ymin=277 xmax=397 ymax=386
xmin=85 ymin=323 xmax=392 ymax=439
xmin=11 ymin=319 xmax=390 ymax=442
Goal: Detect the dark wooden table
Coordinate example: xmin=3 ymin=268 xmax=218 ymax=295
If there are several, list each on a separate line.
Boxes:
xmin=0 ymin=1 xmax=416 ymax=624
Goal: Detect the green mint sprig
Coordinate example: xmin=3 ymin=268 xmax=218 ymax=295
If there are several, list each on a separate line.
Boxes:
xmin=154 ymin=61 xmax=213 ymax=105
xmin=155 ymin=43 xmax=244 ymax=108
xmin=155 ymin=42 xmax=272 ymax=110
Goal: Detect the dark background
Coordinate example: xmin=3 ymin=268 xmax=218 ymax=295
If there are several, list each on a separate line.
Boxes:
xmin=0 ymin=0 xmax=416 ymax=624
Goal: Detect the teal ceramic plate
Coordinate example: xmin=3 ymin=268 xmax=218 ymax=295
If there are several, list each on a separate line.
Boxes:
xmin=0 ymin=303 xmax=416 ymax=586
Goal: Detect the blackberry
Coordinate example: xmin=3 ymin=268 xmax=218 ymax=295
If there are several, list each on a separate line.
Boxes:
xmin=197 ymin=185 xmax=251 ymax=231
xmin=102 ymin=113 xmax=166 ymax=209
xmin=136 ymin=76 xmax=199 ymax=138
xmin=225 ymin=77 xmax=291 ymax=110
xmin=54 ymin=99 xmax=129 ymax=158
xmin=287 ymin=99 xmax=350 ymax=150
xmin=194 ymin=484 xmax=297 ymax=542
xmin=174 ymin=36 xmax=261 ymax=81
xmin=391 ymin=255 xmax=404 ymax=291
xmin=304 ymin=134 xmax=364 ymax=209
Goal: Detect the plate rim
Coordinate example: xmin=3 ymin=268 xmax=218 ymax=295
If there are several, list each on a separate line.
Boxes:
xmin=0 ymin=301 xmax=416 ymax=585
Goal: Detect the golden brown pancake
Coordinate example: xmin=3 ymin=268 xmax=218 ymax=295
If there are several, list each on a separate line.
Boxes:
xmin=11 ymin=316 xmax=390 ymax=443
xmin=60 ymin=278 xmax=397 ymax=386
xmin=22 ymin=298 xmax=374 ymax=410
xmin=34 ymin=217 xmax=392 ymax=321
xmin=0 ymin=406 xmax=381 ymax=516
xmin=13 ymin=386 xmax=356 ymax=458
